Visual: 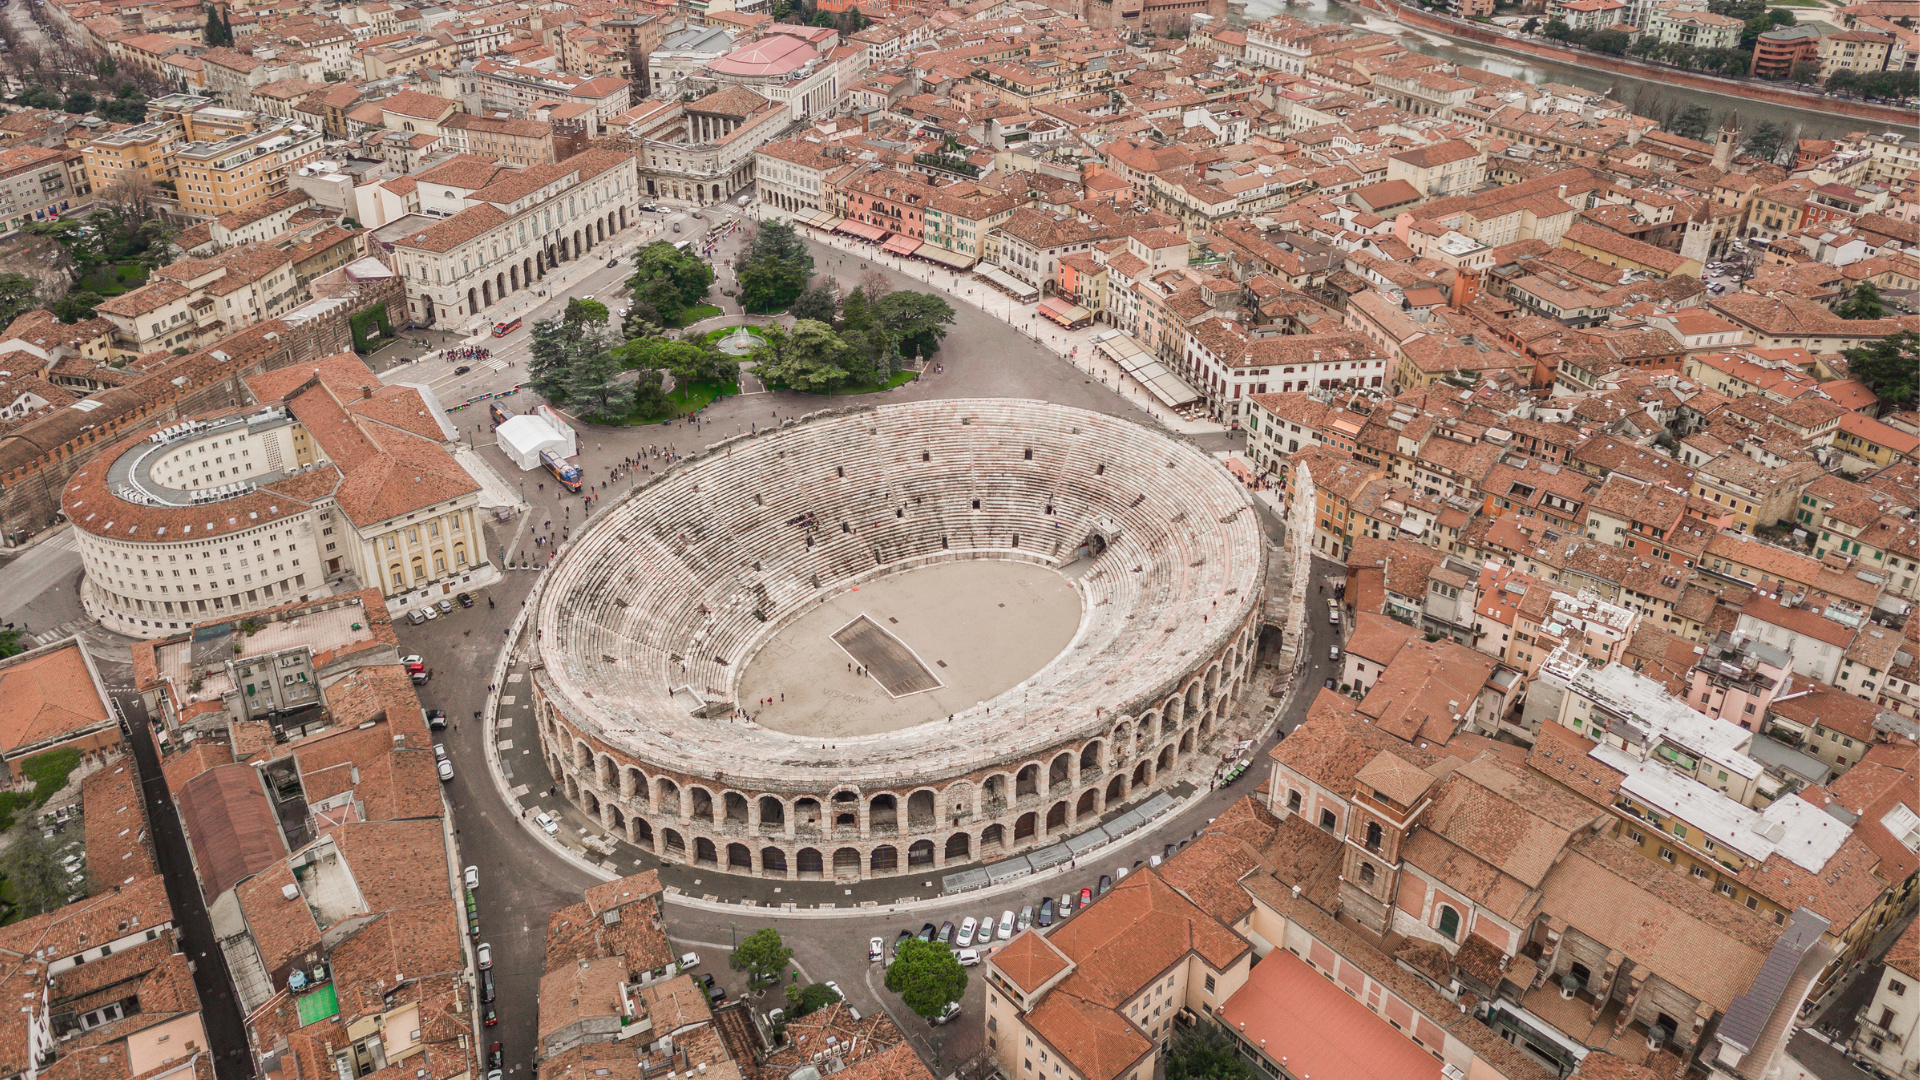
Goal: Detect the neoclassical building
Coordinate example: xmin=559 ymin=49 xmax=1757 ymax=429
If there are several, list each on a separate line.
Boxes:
xmin=63 ymin=353 xmax=490 ymax=637
xmin=376 ymin=149 xmax=641 ymax=330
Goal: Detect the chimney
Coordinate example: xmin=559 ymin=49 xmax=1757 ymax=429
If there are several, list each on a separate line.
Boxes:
xmin=361 ymin=384 xmax=374 ymax=399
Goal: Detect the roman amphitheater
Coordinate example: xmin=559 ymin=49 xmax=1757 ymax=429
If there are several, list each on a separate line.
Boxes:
xmin=530 ymin=399 xmax=1267 ymax=882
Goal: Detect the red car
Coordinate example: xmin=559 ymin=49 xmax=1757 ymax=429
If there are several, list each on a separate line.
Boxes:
xmin=1079 ymin=887 xmax=1093 ymax=908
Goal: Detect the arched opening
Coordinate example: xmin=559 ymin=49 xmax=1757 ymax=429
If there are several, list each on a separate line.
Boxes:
xmin=760 ymin=847 xmax=787 ymax=875
xmin=596 ymin=756 xmax=614 ymax=788
xmin=608 ymin=806 xmax=625 ymax=833
xmin=625 ymin=768 xmax=647 ymax=801
xmin=794 ymin=797 xmax=821 ymax=829
xmin=1076 ymin=790 xmax=1097 ymax=818
xmin=1438 ymin=905 xmax=1460 ymax=940
xmin=496 ymin=271 xmax=506 ymax=300
xmin=908 ymin=839 xmax=935 ymax=867
xmin=633 ymin=818 xmax=654 ymax=850
xmin=1106 ymin=775 xmax=1125 ymax=805
xmin=1046 ymin=801 xmax=1068 ymax=832
xmin=582 ymin=790 xmax=600 ymax=817
xmin=727 ymin=843 xmax=752 ymax=870
xmin=1014 ymin=812 xmax=1037 ymax=841
xmin=724 ymin=792 xmax=749 ymax=824
xmin=871 ymin=845 xmax=898 ymax=873
xmin=1359 ymin=862 xmax=1375 ymax=885
xmin=797 ymin=848 xmax=823 ymax=877
xmin=1132 ymin=761 xmax=1150 ymax=788
xmin=870 ymin=794 xmax=898 ymax=832
xmin=1015 ymin=764 xmax=1040 ymax=798
xmin=907 ymin=790 xmax=935 ymax=830
xmin=509 ymin=265 xmax=519 ymax=291
xmin=481 ymin=280 xmax=492 ymax=307
xmin=694 ymin=838 xmax=717 ymax=866
xmin=1111 ymin=722 xmax=1131 ymax=756
xmin=832 ymin=789 xmax=859 ymax=828
xmin=467 ymin=287 xmax=477 ymax=313
xmin=690 ymin=787 xmax=715 ymax=823
xmin=1179 ymin=730 xmax=1193 ymax=754
xmin=658 ymin=778 xmax=681 ymax=815
xmin=980 ymin=823 xmax=1005 ymax=851
xmin=574 ymin=743 xmax=591 ymax=770
xmin=1162 ymin=707 xmax=1179 ymax=736
xmin=1080 ymin=742 xmax=1102 ymax=773
xmin=758 ymin=796 xmax=785 ymax=828
xmin=982 ymin=775 xmax=1007 ymax=813
xmin=1365 ymin=821 xmax=1383 ymax=852
xmin=832 ymin=847 xmax=861 ymax=878
xmin=1048 ymin=753 xmax=1071 ymax=792
xmin=1157 ymin=745 xmax=1175 ymax=772
xmin=663 ymin=829 xmax=686 ymax=858
xmin=945 ymin=832 xmax=970 ymax=860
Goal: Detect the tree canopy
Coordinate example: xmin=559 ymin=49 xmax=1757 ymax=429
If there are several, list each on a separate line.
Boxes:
xmin=1842 ymin=331 xmax=1918 ymax=408
xmin=731 ymin=928 xmax=793 ymax=990
xmin=783 ymin=982 xmax=841 ymax=1017
xmin=1164 ymin=1024 xmax=1254 ymax=1080
xmin=625 ymin=242 xmax=714 ymax=323
xmin=736 ymin=222 xmax=813 ymax=313
xmin=883 ymin=938 xmax=967 ymax=1022
xmin=1835 ymin=282 xmax=1886 ymax=321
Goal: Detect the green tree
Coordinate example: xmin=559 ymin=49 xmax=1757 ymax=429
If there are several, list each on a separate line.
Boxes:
xmin=626 ymin=241 xmax=714 ymax=319
xmin=731 ymin=928 xmax=794 ymax=990
xmin=736 ymin=221 xmax=813 ymax=313
xmin=1521 ymin=15 xmax=1539 ymax=31
xmin=528 ymin=302 xmax=618 ymax=404
xmin=1835 ymin=282 xmax=1886 ymax=320
xmin=884 ymin=938 xmax=967 ymax=1022
xmin=1743 ymin=120 xmax=1786 ymax=161
xmin=1789 ymin=59 xmax=1821 ymax=84
xmin=1541 ymin=17 xmax=1570 ymax=38
xmin=783 ymin=982 xmax=841 ymax=1017
xmin=1841 ymin=331 xmax=1918 ymax=408
xmin=752 ymin=320 xmax=849 ymax=392
xmin=566 ymin=297 xmax=610 ymax=325
xmin=1585 ymin=28 xmax=1629 ymax=53
xmin=1670 ymin=104 xmax=1715 ymax=141
xmin=0 ymin=274 xmax=41 ymax=328
xmin=63 ymin=90 xmax=94 ymax=114
xmin=0 ymin=629 xmax=24 ymax=660
xmin=2 ymin=819 xmax=82 ymax=918
xmin=874 ymin=290 xmax=957 ymax=361
xmin=788 ymin=282 xmax=841 ymax=325
xmin=1164 ymin=1024 xmax=1254 ymax=1080
xmin=51 ymin=291 xmax=102 ymax=323
xmin=203 ymin=5 xmax=230 ymax=45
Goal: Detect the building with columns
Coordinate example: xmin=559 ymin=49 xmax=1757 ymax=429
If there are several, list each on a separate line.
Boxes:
xmin=632 ymin=86 xmax=792 ymax=206
xmin=373 ymin=149 xmax=641 ymax=329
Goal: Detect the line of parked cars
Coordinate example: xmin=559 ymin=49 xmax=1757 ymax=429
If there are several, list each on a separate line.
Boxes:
xmin=406 ymin=592 xmax=476 ymax=627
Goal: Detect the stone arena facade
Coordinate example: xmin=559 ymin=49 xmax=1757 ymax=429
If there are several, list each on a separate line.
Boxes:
xmin=530 ymin=400 xmax=1267 ymax=882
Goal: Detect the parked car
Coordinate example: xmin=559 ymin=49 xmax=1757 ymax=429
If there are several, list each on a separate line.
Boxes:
xmin=937 ymin=921 xmax=955 ymax=945
xmin=482 ymin=1003 xmax=497 ymax=1027
xmin=427 ymin=709 xmax=446 ymax=730
xmin=1327 ymin=598 xmax=1340 ymax=626
xmin=696 ymin=973 xmax=715 ymax=990
xmin=956 ymin=948 xmax=981 ymax=967
xmin=824 ymin=981 xmax=844 ymax=1003
xmin=1080 ymin=887 xmax=1093 ymax=907
xmin=407 ymin=609 xmax=426 ymax=625
xmin=679 ymin=951 xmax=700 ymax=971
xmin=998 ymin=911 xmax=1016 ymax=940
xmin=606 ymin=258 xmax=619 ymax=268
xmin=480 ymin=969 xmax=495 ymax=1004
xmin=534 ymin=811 xmax=559 ymax=835
xmin=434 ymin=745 xmax=447 ymax=762
xmin=708 ymin=986 xmax=726 ymax=1003
xmin=918 ymin=923 xmax=936 ymax=942
xmin=463 ymin=865 xmax=479 ymax=890
xmin=1037 ymin=899 xmax=1054 ymax=927
xmin=956 ymin=917 xmax=976 ymax=948
xmin=487 ymin=1043 xmax=502 ymax=1071
xmin=980 ymin=913 xmax=998 ymax=942
xmin=476 ymin=942 xmax=492 ymax=969
xmin=1325 ymin=677 xmax=1338 ymax=690
xmin=1149 ymin=854 xmax=1163 ymax=868
xmin=1097 ymin=874 xmax=1112 ymax=895
xmin=894 ymin=929 xmax=912 ymax=954
xmin=1016 ymin=906 xmax=1033 ymax=932
xmin=457 ymin=592 xmax=474 ymax=607
xmin=420 ymin=605 xmax=437 ymax=621
xmin=932 ymin=1001 xmax=961 ymax=1025
xmin=437 ymin=759 xmax=454 ymax=781
xmin=401 ymin=651 xmax=423 ymax=670
xmin=437 ymin=599 xmax=453 ymax=615
xmin=868 ymin=937 xmax=885 ymax=963
xmin=1059 ymin=892 xmax=1075 ymax=917
xmin=1329 ymin=645 xmax=1341 ymax=662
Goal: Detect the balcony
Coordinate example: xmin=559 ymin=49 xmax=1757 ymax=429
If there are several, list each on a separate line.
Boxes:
xmin=1857 ymin=1005 xmax=1905 ymax=1046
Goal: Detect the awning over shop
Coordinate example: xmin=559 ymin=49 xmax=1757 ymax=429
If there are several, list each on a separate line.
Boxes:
xmin=1089 ymin=330 xmax=1202 ymax=409
xmin=975 ymin=265 xmax=1039 ymax=302
xmin=836 ymin=220 xmax=888 ymax=241
xmin=882 ymin=235 xmax=922 ymax=256
xmin=1035 ymin=297 xmax=1092 ymax=328
xmin=914 ymin=244 xmax=977 ymax=270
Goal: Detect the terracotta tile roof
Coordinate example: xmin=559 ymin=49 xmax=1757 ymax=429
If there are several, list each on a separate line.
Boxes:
xmin=988 ymin=929 xmax=1070 ymax=993
xmin=1022 ymin=989 xmax=1150 ymax=1080
xmin=175 ymin=763 xmax=287 ymax=900
xmin=0 ymin=641 xmax=111 ymax=756
xmin=1402 ymin=756 xmax=1601 ymax=924
xmin=1216 ymin=948 xmax=1444 ymax=1080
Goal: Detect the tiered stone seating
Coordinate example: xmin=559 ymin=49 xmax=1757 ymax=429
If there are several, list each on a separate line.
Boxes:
xmin=535 ymin=400 xmax=1266 ymax=798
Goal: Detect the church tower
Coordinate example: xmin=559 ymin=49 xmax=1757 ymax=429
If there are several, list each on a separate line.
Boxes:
xmin=1713 ymin=114 xmax=1740 ymax=171
xmin=1680 ymin=200 xmax=1716 ymax=265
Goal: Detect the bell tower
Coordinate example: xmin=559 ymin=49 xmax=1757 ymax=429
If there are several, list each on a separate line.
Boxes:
xmin=1713 ymin=114 xmax=1740 ymax=171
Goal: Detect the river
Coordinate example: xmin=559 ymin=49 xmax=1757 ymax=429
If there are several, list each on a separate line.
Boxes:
xmin=1242 ymin=0 xmax=1913 ymax=140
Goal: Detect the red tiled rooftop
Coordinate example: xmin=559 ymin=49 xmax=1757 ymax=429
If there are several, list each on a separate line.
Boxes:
xmin=1217 ymin=948 xmax=1443 ymax=1080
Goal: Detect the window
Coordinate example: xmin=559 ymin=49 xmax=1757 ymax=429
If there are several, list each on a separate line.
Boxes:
xmin=1437 ymin=905 xmax=1460 ymax=940
xmin=1319 ymin=808 xmax=1337 ymax=832
xmin=1204 ymin=974 xmax=1215 ymax=993
xmin=1365 ymin=821 xmax=1382 ymax=851
xmin=1658 ymin=846 xmax=1675 ymax=862
xmin=1359 ymin=862 xmax=1376 ymax=885
xmin=1892 ymin=980 xmax=1908 ymax=997
xmin=1287 ymin=790 xmax=1302 ymax=812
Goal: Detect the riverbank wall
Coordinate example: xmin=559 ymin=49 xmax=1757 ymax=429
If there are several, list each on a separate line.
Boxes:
xmin=1337 ymin=0 xmax=1918 ymax=129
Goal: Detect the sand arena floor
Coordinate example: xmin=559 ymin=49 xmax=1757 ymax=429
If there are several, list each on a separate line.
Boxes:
xmin=735 ymin=560 xmax=1082 ymax=738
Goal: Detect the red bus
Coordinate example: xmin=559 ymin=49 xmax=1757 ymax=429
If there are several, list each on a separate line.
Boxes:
xmin=492 ymin=316 xmax=522 ymax=337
